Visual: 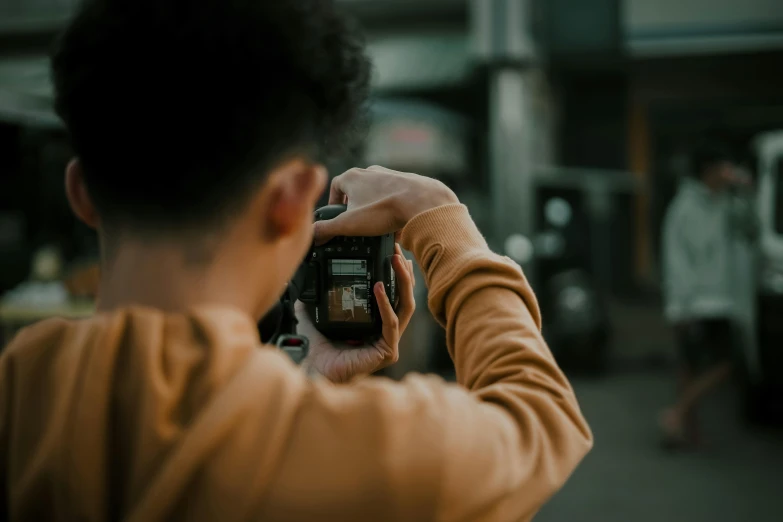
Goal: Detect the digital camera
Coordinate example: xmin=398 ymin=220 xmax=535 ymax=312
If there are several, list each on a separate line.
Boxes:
xmin=259 ymin=204 xmax=397 ymax=346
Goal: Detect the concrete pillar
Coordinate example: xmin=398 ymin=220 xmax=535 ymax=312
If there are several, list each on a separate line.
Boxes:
xmin=471 ymin=0 xmax=552 ymax=285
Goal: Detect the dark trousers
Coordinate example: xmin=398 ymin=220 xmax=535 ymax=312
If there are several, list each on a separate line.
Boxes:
xmin=676 ymin=318 xmax=734 ymax=373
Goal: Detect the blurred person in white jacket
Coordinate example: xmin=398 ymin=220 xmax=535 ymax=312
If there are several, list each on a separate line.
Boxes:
xmin=659 ymin=142 xmax=752 ymax=448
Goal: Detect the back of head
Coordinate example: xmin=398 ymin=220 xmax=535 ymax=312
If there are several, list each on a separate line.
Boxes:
xmin=52 ymin=0 xmax=371 ymax=236
xmin=691 ymin=141 xmax=735 ymax=181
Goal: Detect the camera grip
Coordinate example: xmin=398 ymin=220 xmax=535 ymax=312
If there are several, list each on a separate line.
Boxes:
xmin=383 ymin=255 xmax=397 ymax=308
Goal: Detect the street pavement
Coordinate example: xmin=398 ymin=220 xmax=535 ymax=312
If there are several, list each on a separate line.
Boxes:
xmin=536 ymin=371 xmax=783 ymax=522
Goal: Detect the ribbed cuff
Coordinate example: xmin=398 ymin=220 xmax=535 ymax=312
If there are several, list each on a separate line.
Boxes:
xmin=400 ymin=204 xmax=489 ymax=275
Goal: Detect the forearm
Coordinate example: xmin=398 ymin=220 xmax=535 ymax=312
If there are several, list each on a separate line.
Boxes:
xmin=400 ymin=205 xmax=567 ymax=391
xmin=400 ymin=205 xmax=592 ymax=518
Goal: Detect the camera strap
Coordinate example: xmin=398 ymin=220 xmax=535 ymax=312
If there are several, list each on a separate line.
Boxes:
xmin=275 ymin=334 xmax=310 ymax=365
xmin=272 ymin=289 xmax=310 ymax=364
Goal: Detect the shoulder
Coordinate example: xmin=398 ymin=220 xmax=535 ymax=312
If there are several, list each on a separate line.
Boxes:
xmin=666 ymin=185 xmax=703 ymax=225
xmin=2 ymin=317 xmax=72 ymax=360
xmin=0 ymin=318 xmax=78 ymax=410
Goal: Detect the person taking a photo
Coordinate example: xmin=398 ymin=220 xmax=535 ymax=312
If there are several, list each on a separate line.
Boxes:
xmin=0 ymin=1 xmax=592 ymax=520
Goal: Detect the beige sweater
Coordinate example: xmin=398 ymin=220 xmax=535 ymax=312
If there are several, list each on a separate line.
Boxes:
xmin=0 ymin=204 xmax=592 ymax=521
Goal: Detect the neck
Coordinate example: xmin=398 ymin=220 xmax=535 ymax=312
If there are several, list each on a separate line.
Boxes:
xmin=96 ymin=237 xmax=276 ymax=320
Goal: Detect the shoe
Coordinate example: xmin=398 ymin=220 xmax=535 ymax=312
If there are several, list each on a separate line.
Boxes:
xmin=658 ymin=408 xmax=688 ymax=450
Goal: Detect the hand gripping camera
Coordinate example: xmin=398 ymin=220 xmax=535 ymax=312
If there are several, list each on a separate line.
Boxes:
xmin=259 ymin=205 xmax=397 ymax=361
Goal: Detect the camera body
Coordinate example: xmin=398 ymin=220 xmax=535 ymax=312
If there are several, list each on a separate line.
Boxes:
xmin=295 ymin=205 xmax=397 ymax=342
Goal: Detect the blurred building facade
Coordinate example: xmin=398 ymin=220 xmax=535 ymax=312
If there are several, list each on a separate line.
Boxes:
xmin=3 ymin=6 xmax=782 ymax=518
xmin=2 ymin=0 xmax=783 ymax=366
xmin=4 ymin=0 xmax=783 ymax=287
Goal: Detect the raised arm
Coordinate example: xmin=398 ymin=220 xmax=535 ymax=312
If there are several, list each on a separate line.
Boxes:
xmin=262 ymin=167 xmax=592 ymax=521
xmin=399 ymin=204 xmax=592 ymax=520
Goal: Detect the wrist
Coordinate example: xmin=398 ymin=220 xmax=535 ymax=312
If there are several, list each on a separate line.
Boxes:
xmin=400 ymin=182 xmax=459 ymax=224
xmin=400 ymin=203 xmax=487 ymax=255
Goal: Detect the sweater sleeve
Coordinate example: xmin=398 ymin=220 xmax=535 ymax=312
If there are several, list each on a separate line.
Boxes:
xmin=662 ymin=201 xmax=695 ymax=323
xmin=401 ymin=204 xmax=593 ymax=520
xmin=259 ymin=204 xmax=592 ymax=522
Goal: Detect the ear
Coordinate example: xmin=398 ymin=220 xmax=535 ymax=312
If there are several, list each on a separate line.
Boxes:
xmin=264 ymin=159 xmax=327 ymax=240
xmin=65 ymin=159 xmax=100 ymax=229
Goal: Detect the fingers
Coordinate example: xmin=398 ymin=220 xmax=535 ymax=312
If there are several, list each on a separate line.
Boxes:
xmin=367 ymin=165 xmax=396 ymax=174
xmin=391 ymin=254 xmax=415 ymax=330
xmin=328 ymin=173 xmax=348 ymax=205
xmin=316 ymin=167 xmax=412 ymax=244
xmin=371 ymin=253 xmax=413 ymax=370
xmin=328 ymin=168 xmax=363 ymax=205
xmin=313 ymin=203 xmax=400 ymax=245
xmin=395 ymin=243 xmax=415 ymax=289
xmin=313 ymin=206 xmax=383 ymax=245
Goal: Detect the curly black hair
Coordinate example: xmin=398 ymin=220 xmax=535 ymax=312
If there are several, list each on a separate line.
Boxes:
xmin=52 ymin=0 xmax=371 ymax=233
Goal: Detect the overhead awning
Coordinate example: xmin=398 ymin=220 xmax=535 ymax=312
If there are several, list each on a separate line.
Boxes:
xmin=624 ymin=0 xmax=783 ymax=57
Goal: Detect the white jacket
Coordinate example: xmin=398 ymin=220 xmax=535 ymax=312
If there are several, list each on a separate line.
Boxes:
xmin=662 ymin=178 xmax=736 ymax=323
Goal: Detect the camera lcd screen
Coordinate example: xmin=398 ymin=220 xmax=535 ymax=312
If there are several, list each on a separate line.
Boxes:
xmin=327 ymin=259 xmax=372 ymax=323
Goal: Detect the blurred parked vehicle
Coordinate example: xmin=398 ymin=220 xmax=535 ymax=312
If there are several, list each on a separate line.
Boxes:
xmin=739 ymin=131 xmax=783 ymax=424
xmin=531 ymin=197 xmax=612 ymax=375
xmin=543 ymin=269 xmax=611 ymax=375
